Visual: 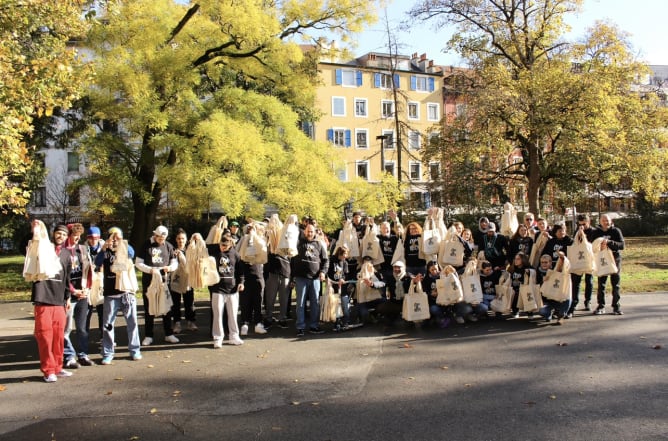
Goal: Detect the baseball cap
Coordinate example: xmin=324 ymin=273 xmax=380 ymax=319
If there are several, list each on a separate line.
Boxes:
xmin=153 ymin=225 xmax=168 ymax=237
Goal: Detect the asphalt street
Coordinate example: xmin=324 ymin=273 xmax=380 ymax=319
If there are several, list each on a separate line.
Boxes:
xmin=0 ymin=293 xmax=667 ymax=441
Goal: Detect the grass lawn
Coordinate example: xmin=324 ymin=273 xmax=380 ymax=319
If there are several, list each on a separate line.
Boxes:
xmin=2 ymin=236 xmax=667 ymax=302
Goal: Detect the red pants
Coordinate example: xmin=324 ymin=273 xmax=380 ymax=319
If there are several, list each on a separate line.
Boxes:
xmin=34 ymin=305 xmax=66 ymax=376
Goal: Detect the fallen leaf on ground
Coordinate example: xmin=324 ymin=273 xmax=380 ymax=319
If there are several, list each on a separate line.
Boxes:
xmin=557 ymin=342 xmax=568 ymax=346
xmin=182 ymin=360 xmax=191 ymax=363
xmin=149 ymin=408 xmax=158 ymax=414
xmin=114 ymin=377 xmax=123 ymax=381
xmin=441 ymin=366 xmax=449 ymax=370
xmin=147 ymin=365 xmax=155 ymax=368
xmin=464 ymin=383 xmax=472 ymax=387
xmin=129 ymin=436 xmax=140 ymax=440
xmin=652 ymin=345 xmax=662 ymax=350
xmin=311 ymin=402 xmax=320 ymax=406
xmin=549 ymin=395 xmax=557 ymax=400
xmin=105 ymin=391 xmax=113 ymax=395
xmin=408 ymin=376 xmax=415 ymax=380
xmin=0 ymin=385 xmax=6 ymax=392
xmin=291 ymin=401 xmax=300 ymax=405
xmin=639 ymin=336 xmax=647 ymax=339
xmin=402 ymin=343 xmax=413 ymax=349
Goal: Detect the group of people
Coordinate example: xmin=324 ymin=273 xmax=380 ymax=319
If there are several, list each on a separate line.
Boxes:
xmin=25 ymin=208 xmax=624 ymax=382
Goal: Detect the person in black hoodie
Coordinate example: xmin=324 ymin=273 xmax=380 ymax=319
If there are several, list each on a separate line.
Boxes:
xmin=592 ymin=214 xmax=625 ymax=315
xmin=209 ymin=235 xmax=245 ymax=347
xmin=570 ymin=214 xmax=597 ymax=312
xmin=291 ymin=224 xmax=329 ymax=337
xmin=239 ymin=224 xmax=267 ymax=336
xmin=482 ymin=222 xmax=508 ymax=270
xmin=29 ymin=221 xmax=73 ymax=382
xmin=264 ymin=249 xmax=291 ymax=329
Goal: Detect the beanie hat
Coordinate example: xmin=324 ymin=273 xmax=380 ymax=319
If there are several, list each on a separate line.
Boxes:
xmin=54 ymin=224 xmax=69 ymax=235
xmin=87 ymin=226 xmax=101 ymax=237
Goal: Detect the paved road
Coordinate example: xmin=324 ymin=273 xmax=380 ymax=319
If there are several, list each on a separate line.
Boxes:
xmin=0 ymin=293 xmax=667 ymax=441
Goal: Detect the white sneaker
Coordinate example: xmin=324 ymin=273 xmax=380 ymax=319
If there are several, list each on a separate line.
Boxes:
xmin=187 ymin=321 xmax=198 ymax=331
xmin=142 ymin=337 xmax=153 ymax=346
xmin=228 ymin=337 xmax=244 ymax=346
xmin=56 ymin=369 xmax=73 ymax=377
xmin=254 ymin=323 xmax=267 ymax=334
xmin=465 ymin=314 xmax=478 ymax=322
xmin=164 ymin=334 xmax=179 ymax=344
xmin=213 ymin=339 xmax=223 ymax=349
xmin=172 ymin=322 xmax=182 ymax=334
xmin=240 ymin=324 xmax=249 ymax=336
xmin=455 ymin=316 xmax=465 ymax=324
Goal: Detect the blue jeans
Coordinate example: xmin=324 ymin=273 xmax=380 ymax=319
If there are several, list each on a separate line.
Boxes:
xmin=63 ymin=296 xmax=92 ymax=361
xmin=295 ymin=277 xmax=321 ymax=330
xmin=540 ymin=299 xmax=571 ymax=319
xmin=102 ymin=294 xmax=141 ymax=358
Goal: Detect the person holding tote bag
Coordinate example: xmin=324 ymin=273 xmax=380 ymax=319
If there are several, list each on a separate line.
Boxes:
xmin=591 ymin=214 xmax=625 ymax=315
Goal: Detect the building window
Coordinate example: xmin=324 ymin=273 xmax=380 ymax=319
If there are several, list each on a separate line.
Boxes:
xmin=32 ymin=187 xmax=46 ymax=207
xmin=68 ymin=188 xmax=80 ymax=207
xmin=408 ymin=131 xmax=421 ymax=150
xmin=67 ymin=152 xmax=80 ymax=173
xmin=456 ymin=103 xmax=467 ymax=118
xmin=381 ymin=100 xmax=394 ymax=118
xmin=354 ymin=98 xmax=367 ymax=117
xmin=374 ymin=73 xmax=400 ymax=89
xmin=409 ymin=162 xmax=421 ymax=181
xmin=382 ymin=130 xmax=394 ymax=149
xmin=332 ymin=97 xmax=346 ymax=117
xmin=410 ymin=75 xmax=435 ymax=92
xmin=355 ymin=129 xmax=368 ymax=149
xmin=327 ymin=128 xmax=351 ymax=147
xmin=336 ymin=168 xmax=348 ymax=182
xmin=335 ymin=68 xmax=362 ymax=87
xmin=407 ymin=102 xmax=419 ymax=120
xmin=429 ymin=162 xmax=441 ymax=181
xmin=384 ymin=161 xmax=395 ymax=177
xmin=427 ymin=103 xmax=440 ymax=121
xmin=356 ymin=161 xmax=369 ymax=180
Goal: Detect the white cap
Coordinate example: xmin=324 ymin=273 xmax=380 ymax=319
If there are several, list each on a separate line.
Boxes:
xmin=153 ymin=225 xmax=168 ymax=237
xmin=392 ymin=260 xmax=405 ymax=268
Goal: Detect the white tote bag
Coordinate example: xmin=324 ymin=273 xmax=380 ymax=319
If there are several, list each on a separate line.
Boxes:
xmin=568 ymin=229 xmax=594 ymax=275
xmin=436 ymin=272 xmax=464 ymax=305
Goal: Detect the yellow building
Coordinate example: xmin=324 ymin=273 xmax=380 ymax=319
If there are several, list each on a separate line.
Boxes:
xmin=312 ymin=51 xmax=444 ymax=209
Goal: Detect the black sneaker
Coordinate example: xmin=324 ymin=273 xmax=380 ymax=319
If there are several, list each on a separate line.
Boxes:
xmin=613 ymin=309 xmax=624 ymax=315
xmin=64 ymin=359 xmax=80 ymax=369
xmin=277 ymin=320 xmax=289 ymax=329
xmin=309 ymin=327 xmax=324 ymax=334
xmin=77 ymin=356 xmax=94 ymax=366
xmin=593 ymin=307 xmax=605 ymax=315
xmin=296 ymin=329 xmax=305 ymax=337
xmin=583 ymin=302 xmax=591 ymax=311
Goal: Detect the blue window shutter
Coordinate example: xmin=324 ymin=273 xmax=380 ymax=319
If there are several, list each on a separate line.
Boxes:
xmin=356 ymin=70 xmax=363 ymax=86
xmin=374 ymin=73 xmax=381 ymax=88
xmin=423 ymin=192 xmax=431 ymax=209
xmin=335 ymin=69 xmax=342 ymax=85
xmin=393 ymin=74 xmax=400 ymax=89
xmin=345 ymin=130 xmax=352 ymax=147
xmin=410 ymin=75 xmax=417 ymax=91
xmin=428 ymin=77 xmax=435 ymax=92
xmin=327 ymin=129 xmax=333 ymax=142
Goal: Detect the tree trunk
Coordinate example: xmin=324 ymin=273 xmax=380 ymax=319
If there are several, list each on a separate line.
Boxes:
xmin=527 ymin=139 xmax=541 ymax=215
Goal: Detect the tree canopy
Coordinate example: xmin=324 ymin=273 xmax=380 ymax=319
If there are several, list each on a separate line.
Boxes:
xmin=77 ymin=0 xmax=396 ymax=243
xmin=411 ymin=0 xmax=668 ymax=215
xmin=0 ymin=0 xmax=90 ymax=214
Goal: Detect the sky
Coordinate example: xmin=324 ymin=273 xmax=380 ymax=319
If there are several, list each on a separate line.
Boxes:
xmin=344 ymin=0 xmax=668 ymax=66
